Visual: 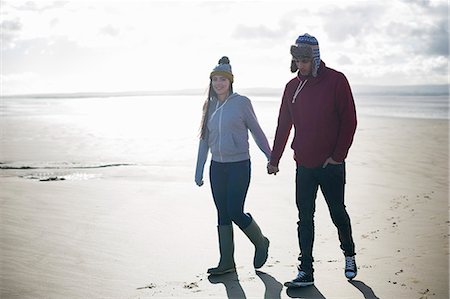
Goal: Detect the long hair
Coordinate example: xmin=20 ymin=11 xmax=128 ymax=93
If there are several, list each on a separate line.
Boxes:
xmin=199 ymin=81 xmax=233 ymax=139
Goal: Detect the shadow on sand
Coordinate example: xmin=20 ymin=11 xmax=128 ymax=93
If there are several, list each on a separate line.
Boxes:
xmin=348 ymin=280 xmax=380 ymax=299
xmin=285 ymin=279 xmax=380 ymax=299
xmin=285 ymin=285 xmax=327 ymax=299
xmin=256 ymin=270 xmax=283 ymax=299
xmin=208 ymin=272 xmax=246 ymax=299
xmin=208 ymin=272 xmax=380 ymax=299
xmin=208 ymin=270 xmax=284 ymax=299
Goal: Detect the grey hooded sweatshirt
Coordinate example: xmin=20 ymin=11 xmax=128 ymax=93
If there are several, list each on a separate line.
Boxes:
xmin=195 ymin=93 xmax=271 ymax=184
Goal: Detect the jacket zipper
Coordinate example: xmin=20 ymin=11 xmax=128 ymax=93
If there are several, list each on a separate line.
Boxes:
xmin=218 ymin=107 xmax=223 ymax=162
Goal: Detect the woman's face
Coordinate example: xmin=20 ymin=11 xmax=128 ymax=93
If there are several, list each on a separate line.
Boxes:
xmin=211 ymin=75 xmax=231 ymax=99
xmin=294 ymin=58 xmax=312 ymax=76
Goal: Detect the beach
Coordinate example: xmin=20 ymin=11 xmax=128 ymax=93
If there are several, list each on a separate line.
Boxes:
xmin=0 ymin=95 xmax=448 ymax=298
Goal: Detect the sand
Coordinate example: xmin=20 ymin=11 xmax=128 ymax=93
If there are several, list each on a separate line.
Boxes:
xmin=0 ymin=115 xmax=448 ymax=299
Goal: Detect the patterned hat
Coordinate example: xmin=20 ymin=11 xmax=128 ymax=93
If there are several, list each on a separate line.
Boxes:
xmin=210 ymin=56 xmax=234 ymax=83
xmin=290 ymin=33 xmax=320 ymax=77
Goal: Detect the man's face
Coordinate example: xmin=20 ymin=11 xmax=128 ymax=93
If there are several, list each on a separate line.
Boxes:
xmin=293 ymin=57 xmax=312 ymax=76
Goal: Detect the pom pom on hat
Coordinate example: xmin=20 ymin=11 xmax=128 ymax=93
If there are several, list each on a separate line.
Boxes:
xmin=290 ymin=33 xmax=320 ymax=77
xmin=210 ymin=56 xmax=234 ymax=83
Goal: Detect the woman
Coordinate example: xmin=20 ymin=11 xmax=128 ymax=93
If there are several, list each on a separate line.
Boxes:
xmin=195 ymin=56 xmax=271 ymax=275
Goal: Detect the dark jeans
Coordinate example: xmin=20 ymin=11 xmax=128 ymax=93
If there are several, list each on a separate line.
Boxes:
xmin=296 ymin=163 xmax=355 ymax=274
xmin=209 ymin=159 xmax=252 ymax=229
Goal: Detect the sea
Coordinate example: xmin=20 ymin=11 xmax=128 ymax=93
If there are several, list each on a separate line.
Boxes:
xmin=0 ymin=88 xmax=448 ymax=181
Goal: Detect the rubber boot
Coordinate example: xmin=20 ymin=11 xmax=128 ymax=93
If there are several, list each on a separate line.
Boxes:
xmin=242 ymin=217 xmax=270 ymax=269
xmin=207 ymin=225 xmax=236 ymax=275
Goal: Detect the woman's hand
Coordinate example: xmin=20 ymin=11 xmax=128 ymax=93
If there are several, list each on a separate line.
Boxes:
xmin=195 ymin=175 xmax=204 ymax=187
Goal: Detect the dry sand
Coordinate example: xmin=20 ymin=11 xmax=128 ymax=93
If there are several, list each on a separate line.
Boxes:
xmin=1 ymin=115 xmax=448 ymax=299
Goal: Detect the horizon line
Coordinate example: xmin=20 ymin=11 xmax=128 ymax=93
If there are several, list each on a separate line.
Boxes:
xmin=2 ymin=84 xmax=449 ymax=98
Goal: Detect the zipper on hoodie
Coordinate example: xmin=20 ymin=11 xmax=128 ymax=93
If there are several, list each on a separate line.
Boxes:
xmin=211 ymin=94 xmax=233 ymax=162
xmin=218 ymin=107 xmax=223 ymax=162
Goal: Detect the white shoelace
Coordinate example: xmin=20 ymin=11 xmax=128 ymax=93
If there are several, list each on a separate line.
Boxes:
xmin=296 ymin=270 xmax=308 ymax=279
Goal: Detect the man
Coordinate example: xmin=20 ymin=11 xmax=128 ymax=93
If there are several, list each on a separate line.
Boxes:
xmin=267 ymin=33 xmax=357 ymax=287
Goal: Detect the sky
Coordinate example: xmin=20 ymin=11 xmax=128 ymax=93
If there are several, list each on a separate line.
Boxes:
xmin=1 ymin=0 xmax=449 ymax=95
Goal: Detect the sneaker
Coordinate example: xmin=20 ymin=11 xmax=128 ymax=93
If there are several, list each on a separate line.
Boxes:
xmin=284 ymin=270 xmax=314 ymax=288
xmin=345 ymin=256 xmax=357 ymax=280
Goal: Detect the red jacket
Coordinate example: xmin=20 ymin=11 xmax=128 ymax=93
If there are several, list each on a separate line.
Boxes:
xmin=270 ymin=61 xmax=357 ymax=168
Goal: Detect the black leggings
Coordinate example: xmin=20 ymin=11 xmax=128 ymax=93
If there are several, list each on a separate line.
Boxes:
xmin=209 ymin=159 xmax=252 ymax=229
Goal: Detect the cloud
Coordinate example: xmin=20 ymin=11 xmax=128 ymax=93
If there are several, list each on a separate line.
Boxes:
xmin=387 ymin=2 xmax=448 ymax=58
xmin=320 ymin=4 xmax=387 ymax=42
xmin=1 ymin=0 xmax=448 ymax=94
xmin=2 ymin=36 xmax=95 ymax=76
xmin=231 ymin=8 xmax=300 ymax=43
xmin=415 ymin=19 xmax=449 ymax=57
xmin=400 ymin=0 xmax=431 ymax=7
xmin=428 ymin=20 xmax=449 ymax=56
xmin=11 ymin=1 xmax=68 ymax=12
xmin=337 ymin=54 xmax=353 ymax=65
xmin=1 ymin=19 xmax=22 ymax=48
xmin=99 ymin=25 xmax=120 ymax=37
xmin=386 ymin=15 xmax=448 ymax=58
xmin=317 ymin=0 xmax=448 ymax=86
xmin=234 ymin=24 xmax=280 ymax=40
xmin=0 ymin=19 xmax=21 ymax=31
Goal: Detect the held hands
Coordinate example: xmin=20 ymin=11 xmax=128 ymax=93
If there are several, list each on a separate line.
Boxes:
xmin=322 ymin=157 xmax=342 ymax=168
xmin=195 ymin=175 xmax=204 ymax=187
xmin=267 ymin=162 xmax=279 ymax=175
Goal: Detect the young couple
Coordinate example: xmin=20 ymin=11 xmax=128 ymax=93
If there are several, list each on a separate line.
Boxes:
xmin=194 ymin=33 xmax=358 ymax=288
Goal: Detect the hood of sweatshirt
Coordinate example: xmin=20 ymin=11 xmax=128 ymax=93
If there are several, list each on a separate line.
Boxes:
xmin=296 ymin=60 xmax=328 ymax=86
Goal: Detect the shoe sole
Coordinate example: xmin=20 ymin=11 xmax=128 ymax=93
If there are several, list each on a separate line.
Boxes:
xmin=345 ymin=273 xmax=357 ymax=280
xmin=207 ymin=268 xmax=236 ymax=275
xmin=284 ymin=281 xmax=314 ymax=288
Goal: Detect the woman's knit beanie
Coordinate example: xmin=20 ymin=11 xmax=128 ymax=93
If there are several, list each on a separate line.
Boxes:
xmin=210 ymin=56 xmax=234 ymax=83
